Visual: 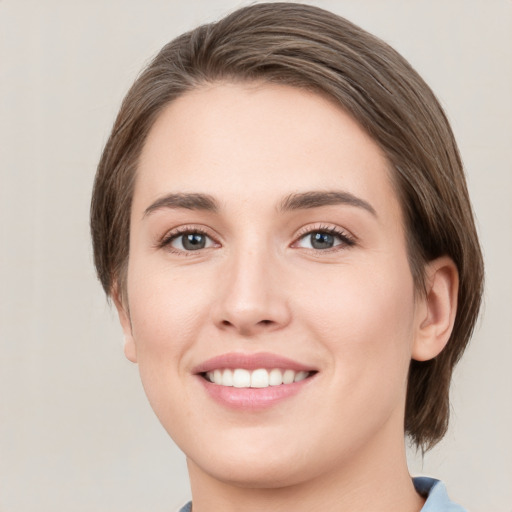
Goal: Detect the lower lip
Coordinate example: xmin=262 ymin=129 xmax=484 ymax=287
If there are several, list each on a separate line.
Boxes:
xmin=197 ymin=375 xmax=315 ymax=410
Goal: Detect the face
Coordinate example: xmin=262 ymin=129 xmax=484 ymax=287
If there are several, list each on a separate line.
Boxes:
xmin=118 ymin=82 xmax=426 ymax=488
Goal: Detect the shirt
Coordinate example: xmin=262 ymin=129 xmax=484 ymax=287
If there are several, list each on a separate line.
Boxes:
xmin=414 ymin=477 xmax=467 ymax=511
xmin=178 ymin=477 xmax=467 ymax=511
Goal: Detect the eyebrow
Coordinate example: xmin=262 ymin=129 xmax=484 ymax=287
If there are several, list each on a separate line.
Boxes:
xmin=279 ymin=191 xmax=377 ymax=216
xmin=143 ymin=193 xmax=219 ymax=217
xmin=143 ymin=190 xmax=376 ymax=218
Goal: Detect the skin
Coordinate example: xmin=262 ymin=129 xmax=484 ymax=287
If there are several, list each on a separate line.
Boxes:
xmin=115 ymin=82 xmax=458 ymax=512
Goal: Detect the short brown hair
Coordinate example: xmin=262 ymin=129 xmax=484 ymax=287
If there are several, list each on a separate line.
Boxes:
xmin=91 ymin=2 xmax=483 ymax=450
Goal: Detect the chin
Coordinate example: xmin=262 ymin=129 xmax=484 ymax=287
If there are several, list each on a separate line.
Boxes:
xmin=184 ymin=427 xmax=334 ymax=490
xmin=193 ymin=454 xmax=314 ymax=489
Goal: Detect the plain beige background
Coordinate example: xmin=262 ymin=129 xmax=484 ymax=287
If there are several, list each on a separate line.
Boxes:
xmin=0 ymin=1 xmax=511 ymax=511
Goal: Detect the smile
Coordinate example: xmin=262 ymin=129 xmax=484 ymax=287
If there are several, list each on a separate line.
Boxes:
xmin=194 ymin=352 xmax=317 ymax=409
xmin=204 ymin=368 xmax=312 ymax=388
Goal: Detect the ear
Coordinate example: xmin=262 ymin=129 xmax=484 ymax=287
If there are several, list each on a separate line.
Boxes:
xmin=112 ymin=283 xmax=138 ymax=363
xmin=412 ymin=256 xmax=459 ymax=362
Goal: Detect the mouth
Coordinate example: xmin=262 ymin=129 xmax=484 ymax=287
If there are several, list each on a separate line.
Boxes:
xmin=202 ymin=368 xmax=314 ymax=388
xmin=193 ymin=352 xmax=318 ymax=409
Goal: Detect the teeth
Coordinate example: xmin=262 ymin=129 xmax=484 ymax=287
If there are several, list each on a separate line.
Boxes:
xmin=222 ymin=368 xmax=233 ymax=386
xmin=251 ymin=368 xmax=269 ymax=388
xmin=205 ymin=368 xmax=311 ymax=388
xmin=294 ymin=371 xmax=309 ymax=382
xmin=233 ymin=369 xmax=251 ymax=388
xmin=269 ymin=368 xmax=283 ymax=386
xmin=282 ymin=369 xmax=295 ymax=384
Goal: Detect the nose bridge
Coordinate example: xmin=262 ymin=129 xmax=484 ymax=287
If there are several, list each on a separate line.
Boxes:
xmin=214 ymin=235 xmax=290 ymax=335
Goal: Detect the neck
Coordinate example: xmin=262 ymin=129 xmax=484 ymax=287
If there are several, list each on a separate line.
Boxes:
xmin=186 ymin=420 xmax=425 ymax=512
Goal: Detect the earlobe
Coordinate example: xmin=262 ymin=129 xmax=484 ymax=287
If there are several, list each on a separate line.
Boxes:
xmin=412 ymin=256 xmax=459 ymax=362
xmin=112 ymin=284 xmax=138 ymax=364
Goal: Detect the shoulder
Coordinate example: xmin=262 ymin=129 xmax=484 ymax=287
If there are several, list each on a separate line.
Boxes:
xmin=414 ymin=477 xmax=468 ymax=512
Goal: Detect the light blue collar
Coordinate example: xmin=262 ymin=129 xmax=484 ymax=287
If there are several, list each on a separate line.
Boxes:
xmin=414 ymin=477 xmax=467 ymax=511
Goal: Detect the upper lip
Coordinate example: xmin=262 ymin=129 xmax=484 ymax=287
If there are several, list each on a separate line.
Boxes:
xmin=192 ymin=352 xmax=317 ymax=374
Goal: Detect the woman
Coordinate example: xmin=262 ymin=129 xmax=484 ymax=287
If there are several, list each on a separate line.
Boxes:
xmin=90 ymin=3 xmax=483 ymax=510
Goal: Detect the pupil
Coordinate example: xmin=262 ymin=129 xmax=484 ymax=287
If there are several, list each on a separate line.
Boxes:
xmin=183 ymin=233 xmax=206 ymax=250
xmin=311 ymin=232 xmax=334 ymax=249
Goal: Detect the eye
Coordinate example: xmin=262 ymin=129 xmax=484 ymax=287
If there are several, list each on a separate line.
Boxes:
xmin=173 ymin=232 xmax=211 ymax=251
xmin=160 ymin=228 xmax=218 ymax=253
xmin=294 ymin=227 xmax=355 ymax=251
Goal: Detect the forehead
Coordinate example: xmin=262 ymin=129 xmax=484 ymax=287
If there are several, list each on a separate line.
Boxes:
xmin=134 ymin=82 xmax=401 ymax=221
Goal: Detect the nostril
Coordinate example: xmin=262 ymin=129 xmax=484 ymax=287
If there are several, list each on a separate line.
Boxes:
xmin=218 ymin=318 xmax=275 ymax=331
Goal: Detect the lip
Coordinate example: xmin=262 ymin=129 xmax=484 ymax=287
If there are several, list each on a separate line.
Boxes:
xmin=192 ymin=352 xmax=318 ymax=410
xmin=192 ymin=352 xmax=316 ymax=373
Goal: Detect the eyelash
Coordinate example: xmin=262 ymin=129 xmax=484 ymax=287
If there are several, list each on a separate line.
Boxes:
xmin=157 ymin=225 xmax=218 ymax=255
xmin=157 ymin=224 xmax=356 ymax=255
xmin=293 ymin=224 xmax=356 ymax=251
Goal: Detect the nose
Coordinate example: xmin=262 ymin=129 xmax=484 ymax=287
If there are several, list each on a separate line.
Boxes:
xmin=212 ymin=246 xmax=292 ymax=337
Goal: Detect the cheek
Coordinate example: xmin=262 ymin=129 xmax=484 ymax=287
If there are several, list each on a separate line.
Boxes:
xmin=126 ymin=261 xmax=213 ymax=362
xmin=124 ymin=262 xmax=216 ymax=429
xmin=296 ymin=258 xmax=416 ymax=387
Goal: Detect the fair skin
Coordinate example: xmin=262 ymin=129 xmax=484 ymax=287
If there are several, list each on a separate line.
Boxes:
xmin=115 ymin=82 xmax=458 ymax=512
